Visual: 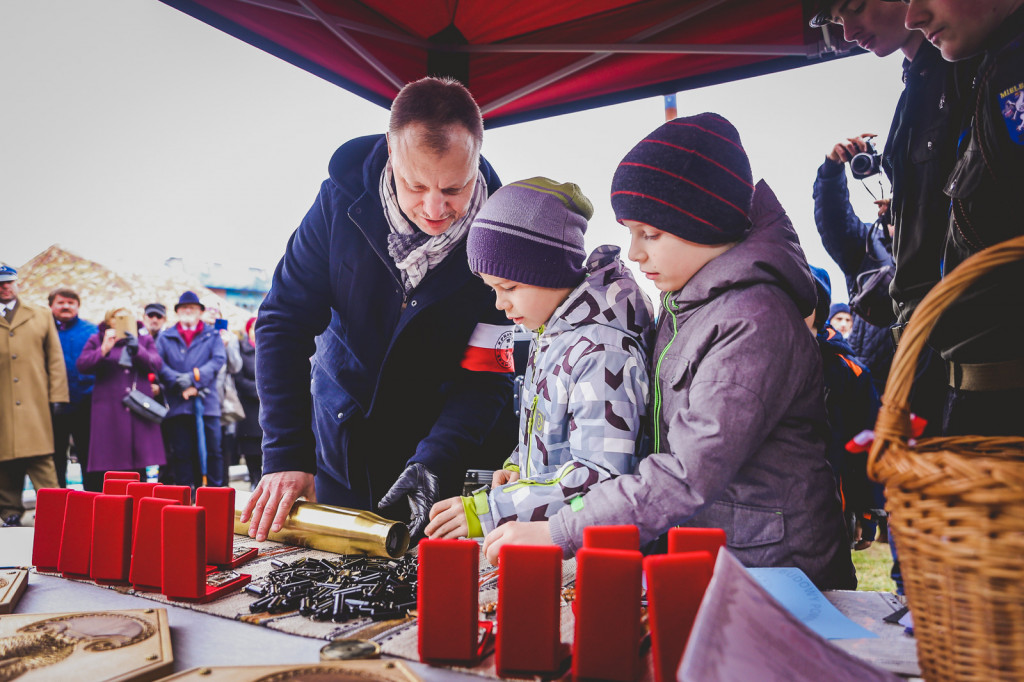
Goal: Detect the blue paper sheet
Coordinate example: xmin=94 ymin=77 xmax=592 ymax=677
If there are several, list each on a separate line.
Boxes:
xmin=748 ymin=567 xmax=877 ymax=640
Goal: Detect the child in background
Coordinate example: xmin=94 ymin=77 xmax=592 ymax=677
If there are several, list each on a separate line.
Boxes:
xmin=808 ymin=265 xmax=884 ymax=552
xmin=425 ymin=177 xmax=654 ymax=539
xmin=483 ymin=115 xmax=855 ymax=590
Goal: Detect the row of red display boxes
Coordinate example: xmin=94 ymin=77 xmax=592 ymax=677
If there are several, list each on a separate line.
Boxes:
xmin=418 ymin=526 xmax=725 ymax=682
xmin=30 ymin=471 xmax=255 ymax=603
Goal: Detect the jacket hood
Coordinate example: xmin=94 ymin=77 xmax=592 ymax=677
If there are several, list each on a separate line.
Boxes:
xmin=545 ymin=245 xmax=654 ymax=348
xmin=668 ymin=180 xmax=816 ymax=317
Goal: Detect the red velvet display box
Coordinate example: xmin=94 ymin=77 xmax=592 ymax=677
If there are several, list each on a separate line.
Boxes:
xmin=582 ymin=524 xmax=640 ymax=551
xmin=161 ymin=505 xmax=250 ymax=603
xmin=104 ymin=471 xmax=141 ymax=482
xmin=130 ymin=497 xmax=180 ymax=591
xmin=417 ymin=539 xmax=479 ymax=664
xmin=102 ymin=478 xmax=133 ymax=496
xmin=154 ymin=484 xmax=192 ymax=506
xmin=496 ymin=544 xmax=562 ymax=676
xmin=573 ymin=547 xmax=643 ymax=682
xmin=644 ymin=551 xmax=715 ymax=682
xmin=667 ymin=527 xmax=727 ymax=560
xmin=195 ymin=486 xmax=255 ymax=568
xmin=32 ymin=488 xmax=72 ymax=572
xmin=126 ymin=482 xmax=161 ymax=531
xmin=90 ymin=494 xmax=134 ymax=585
xmin=58 ymin=490 xmax=101 ymax=579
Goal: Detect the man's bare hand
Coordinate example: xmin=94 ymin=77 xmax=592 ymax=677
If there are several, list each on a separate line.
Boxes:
xmin=827 ymin=133 xmax=877 ymax=164
xmin=240 ymin=471 xmax=316 ymax=542
xmin=181 ymin=386 xmax=199 ymax=400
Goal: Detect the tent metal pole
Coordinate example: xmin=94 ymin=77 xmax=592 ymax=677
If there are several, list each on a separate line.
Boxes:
xmin=295 ymin=0 xmax=405 ymax=90
xmin=480 ymin=0 xmax=731 ymax=115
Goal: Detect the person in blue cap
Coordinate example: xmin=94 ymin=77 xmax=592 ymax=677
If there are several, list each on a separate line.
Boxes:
xmin=155 ymin=291 xmax=226 ymax=491
xmin=0 ymin=264 xmax=68 ymax=526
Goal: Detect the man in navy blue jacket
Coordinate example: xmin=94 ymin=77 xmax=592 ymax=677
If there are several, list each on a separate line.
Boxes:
xmin=242 ymin=77 xmax=515 ymax=541
xmin=157 ymin=291 xmax=227 ymax=489
xmin=812 ymin=144 xmax=895 ymax=397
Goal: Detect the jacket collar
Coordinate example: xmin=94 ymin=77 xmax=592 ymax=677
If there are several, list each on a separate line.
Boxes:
xmin=985 ymin=4 xmax=1024 ymax=56
xmin=1 ymin=300 xmax=34 ymax=331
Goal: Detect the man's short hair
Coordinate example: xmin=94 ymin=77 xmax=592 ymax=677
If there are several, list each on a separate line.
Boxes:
xmin=388 ymin=77 xmax=484 ymax=156
xmin=48 ymin=287 xmax=80 ymax=305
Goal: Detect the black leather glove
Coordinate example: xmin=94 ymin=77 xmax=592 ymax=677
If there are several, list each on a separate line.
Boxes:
xmin=378 ymin=462 xmax=440 ymax=541
xmin=118 ymin=335 xmax=139 ymax=367
xmin=173 ymin=373 xmax=193 ymax=391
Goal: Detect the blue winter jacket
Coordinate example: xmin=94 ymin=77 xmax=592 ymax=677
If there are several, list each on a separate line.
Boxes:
xmin=812 ymin=160 xmax=894 ymax=395
xmin=256 ymin=135 xmax=514 ymax=489
xmin=156 ymin=323 xmax=226 ymax=418
xmin=817 ymin=324 xmax=884 ymax=540
xmin=56 ymin=316 xmax=98 ymax=404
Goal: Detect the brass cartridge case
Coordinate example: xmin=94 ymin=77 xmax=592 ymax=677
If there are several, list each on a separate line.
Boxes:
xmin=234 ymin=496 xmax=409 ymax=558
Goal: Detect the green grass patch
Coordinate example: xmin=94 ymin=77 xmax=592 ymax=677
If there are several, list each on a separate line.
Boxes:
xmin=851 ymin=541 xmax=896 ymax=592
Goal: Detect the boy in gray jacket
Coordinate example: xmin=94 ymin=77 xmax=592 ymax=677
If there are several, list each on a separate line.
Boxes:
xmin=483 ymin=117 xmax=855 ymax=591
xmin=425 ymin=177 xmax=654 ymax=539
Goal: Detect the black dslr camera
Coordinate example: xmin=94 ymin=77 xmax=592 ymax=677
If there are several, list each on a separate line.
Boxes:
xmin=850 ymin=138 xmax=882 ymax=179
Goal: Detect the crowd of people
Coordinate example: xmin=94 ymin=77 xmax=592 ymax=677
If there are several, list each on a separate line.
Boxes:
xmin=4 ymin=0 xmax=1021 ymax=594
xmin=0 ymin=275 xmax=264 ymax=527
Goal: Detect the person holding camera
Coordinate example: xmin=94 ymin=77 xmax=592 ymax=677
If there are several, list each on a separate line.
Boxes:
xmin=812 ymin=133 xmax=896 ymax=397
xmin=76 ymin=307 xmax=166 ymax=480
xmin=810 ymin=0 xmax=972 ymax=431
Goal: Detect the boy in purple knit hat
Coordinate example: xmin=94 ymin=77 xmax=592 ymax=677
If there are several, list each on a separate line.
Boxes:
xmin=483 ymin=116 xmax=856 ymax=591
xmin=425 ymin=177 xmax=654 ymax=539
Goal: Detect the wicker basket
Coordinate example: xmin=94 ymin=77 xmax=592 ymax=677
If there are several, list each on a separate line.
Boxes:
xmin=867 ymin=235 xmax=1024 ymax=681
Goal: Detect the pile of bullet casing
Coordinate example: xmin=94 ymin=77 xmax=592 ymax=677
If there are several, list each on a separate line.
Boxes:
xmin=246 ymin=554 xmax=418 ymax=622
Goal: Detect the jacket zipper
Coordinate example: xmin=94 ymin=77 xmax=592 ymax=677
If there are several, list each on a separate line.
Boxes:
xmin=523 ymin=324 xmax=545 ymax=479
xmin=652 ymin=292 xmax=679 ymax=454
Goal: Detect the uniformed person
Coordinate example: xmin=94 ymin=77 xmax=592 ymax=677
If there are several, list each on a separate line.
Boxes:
xmin=904 ymin=0 xmax=1024 ymax=436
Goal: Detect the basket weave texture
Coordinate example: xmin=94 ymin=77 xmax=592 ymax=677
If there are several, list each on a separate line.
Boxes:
xmin=868 ymin=235 xmax=1024 ymax=681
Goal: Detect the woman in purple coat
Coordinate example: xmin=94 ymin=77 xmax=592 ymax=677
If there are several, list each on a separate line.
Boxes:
xmin=77 ymin=307 xmax=166 ymax=478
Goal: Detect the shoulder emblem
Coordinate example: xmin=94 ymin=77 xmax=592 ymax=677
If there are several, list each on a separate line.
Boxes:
xmin=998 ymin=81 xmax=1024 ymax=144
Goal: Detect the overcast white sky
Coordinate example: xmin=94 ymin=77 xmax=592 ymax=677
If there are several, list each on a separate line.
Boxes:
xmin=1 ymin=0 xmax=906 ymax=302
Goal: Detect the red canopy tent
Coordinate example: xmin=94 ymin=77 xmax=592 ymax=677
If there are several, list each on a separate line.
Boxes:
xmin=158 ymin=0 xmax=857 ymax=127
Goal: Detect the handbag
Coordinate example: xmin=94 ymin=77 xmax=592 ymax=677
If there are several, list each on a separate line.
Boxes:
xmin=219 ymin=373 xmax=246 ymax=425
xmin=122 ymin=376 xmax=167 ymax=424
xmin=850 ymin=264 xmax=896 ymax=328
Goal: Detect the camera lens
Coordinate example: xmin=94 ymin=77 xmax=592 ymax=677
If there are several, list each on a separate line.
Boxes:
xmin=851 ymin=153 xmax=873 ymax=176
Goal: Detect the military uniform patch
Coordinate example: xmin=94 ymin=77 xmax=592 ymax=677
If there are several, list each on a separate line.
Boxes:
xmin=999 ymin=81 xmax=1024 ymax=143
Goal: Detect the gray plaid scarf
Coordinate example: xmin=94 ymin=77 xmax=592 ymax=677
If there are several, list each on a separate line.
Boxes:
xmin=380 ymin=160 xmax=488 ymax=292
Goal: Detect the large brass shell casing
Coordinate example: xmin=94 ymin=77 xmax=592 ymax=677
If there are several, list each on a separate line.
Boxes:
xmin=234 ymin=495 xmax=409 ymax=558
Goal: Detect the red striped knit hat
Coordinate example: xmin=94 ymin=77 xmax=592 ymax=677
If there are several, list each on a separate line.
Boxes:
xmin=611 ymin=113 xmax=753 ymax=245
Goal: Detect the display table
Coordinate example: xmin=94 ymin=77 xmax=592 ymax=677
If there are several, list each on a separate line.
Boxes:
xmin=1 ymin=527 xmax=921 ymax=680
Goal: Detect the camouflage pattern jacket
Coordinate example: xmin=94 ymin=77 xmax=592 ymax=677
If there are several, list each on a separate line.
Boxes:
xmin=463 ymin=245 xmax=654 ymax=536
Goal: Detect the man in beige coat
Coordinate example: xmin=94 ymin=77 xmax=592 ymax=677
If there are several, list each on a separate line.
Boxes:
xmin=0 ymin=265 xmax=68 ymax=526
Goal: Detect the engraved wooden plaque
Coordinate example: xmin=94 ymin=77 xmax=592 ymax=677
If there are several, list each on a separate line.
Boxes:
xmin=0 ymin=568 xmax=28 ymax=614
xmin=160 ymin=660 xmax=423 ymax=682
xmin=0 ymin=607 xmax=173 ymax=681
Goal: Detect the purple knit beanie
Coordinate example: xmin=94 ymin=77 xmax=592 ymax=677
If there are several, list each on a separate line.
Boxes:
xmin=611 ymin=113 xmax=754 ymax=244
xmin=467 ymin=177 xmax=594 ymax=288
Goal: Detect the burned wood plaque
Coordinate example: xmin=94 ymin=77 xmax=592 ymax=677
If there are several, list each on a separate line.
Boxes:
xmin=0 ymin=607 xmax=173 ymax=681
xmin=160 ymin=660 xmax=423 ymax=682
xmin=0 ymin=569 xmax=28 ymax=614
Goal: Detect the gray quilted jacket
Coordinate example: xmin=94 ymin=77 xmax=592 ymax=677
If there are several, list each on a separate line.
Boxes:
xmin=467 ymin=245 xmax=654 ymax=536
xmin=549 ymin=182 xmax=856 ymax=591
